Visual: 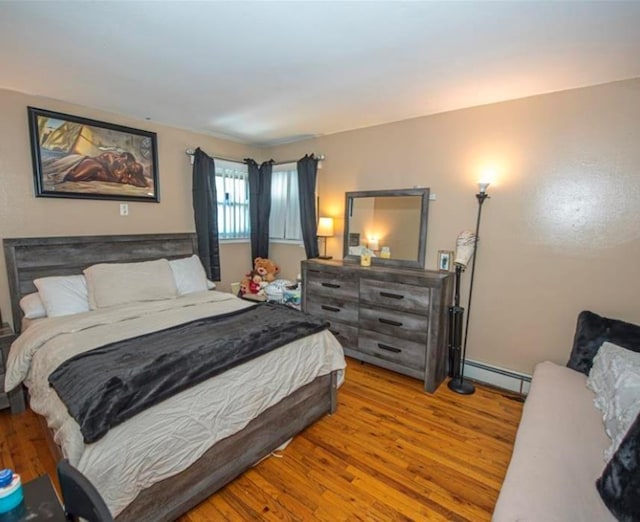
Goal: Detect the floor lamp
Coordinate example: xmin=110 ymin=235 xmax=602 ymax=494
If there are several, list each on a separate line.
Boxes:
xmin=448 ymin=182 xmax=490 ymax=395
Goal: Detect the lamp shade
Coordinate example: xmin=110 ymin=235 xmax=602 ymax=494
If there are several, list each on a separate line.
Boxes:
xmin=478 ymin=181 xmax=490 ymax=194
xmin=317 ymin=217 xmax=334 ymax=237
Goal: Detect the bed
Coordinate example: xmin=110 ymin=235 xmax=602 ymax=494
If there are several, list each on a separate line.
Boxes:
xmin=3 ymin=233 xmax=345 ymax=521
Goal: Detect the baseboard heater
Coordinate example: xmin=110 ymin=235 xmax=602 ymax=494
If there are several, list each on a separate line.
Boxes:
xmin=463 ymin=359 xmax=532 ymax=395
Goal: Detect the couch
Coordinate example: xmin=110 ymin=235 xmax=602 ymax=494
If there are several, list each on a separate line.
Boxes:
xmin=493 ymin=311 xmax=640 ymax=522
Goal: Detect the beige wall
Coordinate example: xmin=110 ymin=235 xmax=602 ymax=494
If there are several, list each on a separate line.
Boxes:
xmin=373 ymin=195 xmax=421 ymax=259
xmin=2 ymin=80 xmax=639 ymax=375
xmin=350 ymin=197 xmax=375 ymax=246
xmin=0 ymin=88 xmax=259 ymax=325
xmin=269 ymin=78 xmax=640 ymax=374
xmin=268 ymin=242 xmax=306 ymax=282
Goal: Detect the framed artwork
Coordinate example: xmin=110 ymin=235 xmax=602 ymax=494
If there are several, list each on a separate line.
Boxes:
xmin=348 ymin=232 xmax=361 ymax=247
xmin=28 ymin=107 xmax=159 ymax=202
xmin=438 ymin=250 xmax=454 ymax=271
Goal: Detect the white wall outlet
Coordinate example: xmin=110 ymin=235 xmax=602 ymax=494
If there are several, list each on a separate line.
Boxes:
xmin=429 ymin=193 xmax=437 ymax=201
xmin=119 ymin=203 xmax=129 ymax=216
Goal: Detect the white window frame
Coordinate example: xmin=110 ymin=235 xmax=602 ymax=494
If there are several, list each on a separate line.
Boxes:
xmin=215 ymin=159 xmax=249 ymax=241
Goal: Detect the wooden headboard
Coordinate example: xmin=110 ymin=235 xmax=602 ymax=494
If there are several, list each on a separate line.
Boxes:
xmin=3 ymin=233 xmax=198 ymax=333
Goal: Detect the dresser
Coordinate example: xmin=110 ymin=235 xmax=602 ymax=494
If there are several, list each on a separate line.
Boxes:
xmin=1 ymin=323 xmax=25 ymax=414
xmin=302 ymin=259 xmax=453 ymax=393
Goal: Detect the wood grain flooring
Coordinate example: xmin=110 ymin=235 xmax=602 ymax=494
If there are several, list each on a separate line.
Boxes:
xmin=0 ymin=358 xmax=523 ymax=521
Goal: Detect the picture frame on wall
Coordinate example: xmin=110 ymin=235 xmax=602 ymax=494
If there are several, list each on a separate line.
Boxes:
xmin=438 ymin=250 xmax=454 ymax=271
xmin=27 ymin=107 xmax=159 ymax=202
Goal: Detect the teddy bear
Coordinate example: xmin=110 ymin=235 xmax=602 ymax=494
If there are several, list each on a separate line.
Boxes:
xmin=239 ymin=270 xmax=266 ymax=299
xmin=238 ymin=276 xmax=250 ymax=296
xmin=248 ymin=271 xmax=264 ymax=295
xmin=254 ymin=257 xmax=280 ymax=283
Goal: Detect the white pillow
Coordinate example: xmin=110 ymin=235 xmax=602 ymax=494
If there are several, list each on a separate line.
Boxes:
xmin=587 ymin=341 xmax=640 ymax=460
xmin=33 ymin=275 xmax=90 ymax=317
xmin=169 ymin=255 xmax=210 ymax=295
xmin=84 ymin=258 xmax=178 ymax=309
xmin=19 ymin=292 xmax=47 ymax=319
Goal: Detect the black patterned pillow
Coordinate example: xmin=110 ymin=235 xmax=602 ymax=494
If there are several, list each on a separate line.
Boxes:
xmin=566 ymin=311 xmax=640 ymax=376
xmin=596 ymin=411 xmax=640 ymax=521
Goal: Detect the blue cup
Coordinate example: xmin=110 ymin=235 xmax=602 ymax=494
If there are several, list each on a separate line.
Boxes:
xmin=0 ymin=469 xmax=24 ymax=514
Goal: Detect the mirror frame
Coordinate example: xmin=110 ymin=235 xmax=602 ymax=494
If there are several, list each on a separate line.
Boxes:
xmin=342 ymin=187 xmax=430 ymax=269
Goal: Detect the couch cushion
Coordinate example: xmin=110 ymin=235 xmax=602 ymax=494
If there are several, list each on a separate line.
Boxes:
xmin=567 ymin=310 xmax=640 ymax=376
xmin=493 ymin=361 xmax=615 ymax=522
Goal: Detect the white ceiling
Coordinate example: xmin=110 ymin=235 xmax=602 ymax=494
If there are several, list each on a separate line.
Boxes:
xmin=1 ymin=1 xmax=639 ymax=147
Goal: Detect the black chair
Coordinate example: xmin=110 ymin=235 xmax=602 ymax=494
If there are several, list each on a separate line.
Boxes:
xmin=56 ymin=459 xmax=113 ymax=522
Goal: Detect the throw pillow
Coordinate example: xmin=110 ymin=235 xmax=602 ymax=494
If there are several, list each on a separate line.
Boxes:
xmin=567 ymin=310 xmax=640 ymax=376
xmin=587 ymin=342 xmax=640 ymax=460
xmin=84 ymin=259 xmax=177 ymax=309
xmin=596 ymin=411 xmax=640 ymax=522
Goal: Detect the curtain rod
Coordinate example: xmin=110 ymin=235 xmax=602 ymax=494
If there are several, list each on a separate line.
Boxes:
xmin=185 ymin=148 xmax=325 ymax=166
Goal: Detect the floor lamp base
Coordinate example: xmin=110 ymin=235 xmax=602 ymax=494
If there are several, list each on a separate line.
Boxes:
xmin=448 ymin=378 xmax=476 ymax=395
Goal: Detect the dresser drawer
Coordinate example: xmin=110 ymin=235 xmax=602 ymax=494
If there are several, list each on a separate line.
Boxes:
xmin=305 ymin=296 xmax=359 ymax=325
xmin=360 ymin=278 xmax=430 ymax=316
xmin=358 ymin=329 xmax=426 ymax=371
xmin=326 ymin=321 xmax=358 ymax=349
xmin=360 ymin=305 xmax=428 ymax=344
xmin=302 ymin=259 xmax=452 ymax=393
xmin=305 ymin=268 xmax=358 ymax=301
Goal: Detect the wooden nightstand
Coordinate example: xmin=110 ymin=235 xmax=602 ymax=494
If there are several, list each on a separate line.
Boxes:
xmin=1 ymin=323 xmax=26 ymax=414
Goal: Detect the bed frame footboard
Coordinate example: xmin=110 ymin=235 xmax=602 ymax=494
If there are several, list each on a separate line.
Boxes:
xmin=39 ymin=371 xmax=338 ymax=521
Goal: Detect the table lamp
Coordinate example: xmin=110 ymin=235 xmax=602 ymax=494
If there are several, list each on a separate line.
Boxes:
xmin=317 ymin=217 xmax=334 ymax=259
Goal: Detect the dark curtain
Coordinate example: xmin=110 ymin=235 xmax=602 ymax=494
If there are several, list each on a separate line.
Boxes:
xmin=297 ymin=154 xmax=320 ymax=259
xmin=246 ymin=159 xmax=274 ymax=262
xmin=192 ymin=148 xmax=221 ymax=280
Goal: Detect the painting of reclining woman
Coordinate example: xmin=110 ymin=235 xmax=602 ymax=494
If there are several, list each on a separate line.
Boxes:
xmin=28 ymin=107 xmax=159 ymax=202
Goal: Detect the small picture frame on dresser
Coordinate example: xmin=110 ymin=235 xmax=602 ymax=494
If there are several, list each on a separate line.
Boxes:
xmin=438 ymin=250 xmax=454 ymax=271
xmin=348 ymin=232 xmax=360 ymax=247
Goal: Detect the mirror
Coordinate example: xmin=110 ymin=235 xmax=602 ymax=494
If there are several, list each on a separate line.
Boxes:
xmin=343 ymin=188 xmax=430 ymax=268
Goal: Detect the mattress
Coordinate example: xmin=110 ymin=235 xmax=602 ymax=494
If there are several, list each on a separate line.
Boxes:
xmin=4 ymin=291 xmax=346 ymax=516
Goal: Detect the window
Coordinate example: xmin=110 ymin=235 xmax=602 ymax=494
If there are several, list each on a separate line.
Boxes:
xmin=270 ymin=163 xmax=301 ymax=241
xmin=215 ymin=159 xmax=249 ymax=240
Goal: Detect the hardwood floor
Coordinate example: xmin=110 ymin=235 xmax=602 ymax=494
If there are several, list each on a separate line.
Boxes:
xmin=0 ymin=358 xmax=523 ymax=521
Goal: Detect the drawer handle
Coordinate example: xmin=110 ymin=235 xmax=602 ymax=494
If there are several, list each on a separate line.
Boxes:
xmin=378 ymin=317 xmax=403 ymax=327
xmin=321 ymin=305 xmax=341 ymax=313
xmin=377 ymin=343 xmax=401 ymax=353
xmin=380 ymin=291 xmax=404 ymax=300
xmin=321 ymin=282 xmax=341 ymax=289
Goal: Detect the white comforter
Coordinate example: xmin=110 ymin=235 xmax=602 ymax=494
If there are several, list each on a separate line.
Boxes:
xmin=4 ymin=291 xmax=346 ymax=516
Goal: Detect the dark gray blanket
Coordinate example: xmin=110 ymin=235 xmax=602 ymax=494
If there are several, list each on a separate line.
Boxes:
xmin=49 ymin=303 xmax=328 ymax=443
